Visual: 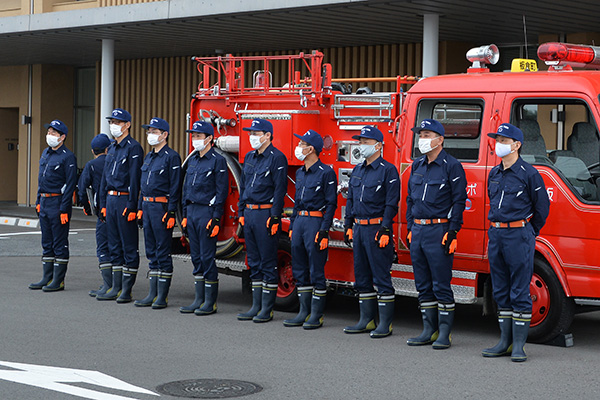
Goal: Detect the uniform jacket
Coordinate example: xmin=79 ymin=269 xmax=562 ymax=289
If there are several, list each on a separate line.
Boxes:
xmin=37 ymin=144 xmax=78 ymax=213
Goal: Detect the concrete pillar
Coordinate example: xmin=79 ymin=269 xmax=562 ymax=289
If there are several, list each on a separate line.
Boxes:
xmin=422 ymin=14 xmax=439 ymax=77
xmin=100 ymin=39 xmax=114 ymax=135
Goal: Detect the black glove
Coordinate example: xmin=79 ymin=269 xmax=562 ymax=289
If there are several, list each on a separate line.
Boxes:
xmin=82 ymin=201 xmax=92 ymax=216
xmin=375 ymin=226 xmax=391 ymax=248
xmin=442 ymin=230 xmax=458 ymax=255
xmin=315 ymin=230 xmax=329 ymax=250
xmin=344 ymin=226 xmax=353 ymax=247
xmin=162 ymin=210 xmax=176 ymax=229
xmin=206 ymin=218 xmax=220 ymax=238
xmin=137 ymin=210 xmax=144 ymax=229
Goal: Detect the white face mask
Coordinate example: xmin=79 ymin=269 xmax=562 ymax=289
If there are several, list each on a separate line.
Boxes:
xmin=495 ymin=142 xmax=515 ymax=158
xmin=110 ymin=123 xmax=124 ymax=138
xmin=249 ymin=135 xmax=263 ymax=150
xmin=193 ymin=138 xmax=208 ymax=152
xmin=418 ymin=137 xmax=439 ymax=154
xmin=46 ymin=134 xmax=61 ymax=148
xmin=147 ymin=133 xmax=162 ymax=146
xmin=359 ymin=143 xmax=378 ymax=159
xmin=294 ymin=146 xmax=308 ymax=161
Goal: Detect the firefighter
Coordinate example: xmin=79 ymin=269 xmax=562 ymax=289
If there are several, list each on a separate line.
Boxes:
xmin=405 ymin=119 xmax=467 ymax=349
xmin=97 ymin=108 xmax=144 ymax=303
xmin=237 ymin=118 xmax=288 ymax=323
xmin=178 ymin=120 xmax=228 ymax=315
xmin=78 ymin=133 xmax=112 ymax=297
xmin=284 ymin=130 xmax=337 ymax=329
xmin=343 ymin=126 xmax=400 ymax=338
xmin=482 ymin=123 xmax=549 ymax=362
xmin=29 ymin=119 xmax=77 ymax=292
xmin=133 ymin=118 xmax=181 ymax=309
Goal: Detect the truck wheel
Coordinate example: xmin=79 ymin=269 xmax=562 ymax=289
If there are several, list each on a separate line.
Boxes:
xmin=275 ymin=237 xmax=298 ymax=311
xmin=528 ymin=256 xmax=575 ymax=343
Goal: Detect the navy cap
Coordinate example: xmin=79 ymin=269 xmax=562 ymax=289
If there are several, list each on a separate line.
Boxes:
xmin=242 ymin=118 xmax=273 ymax=134
xmin=90 ymin=134 xmax=111 ymax=150
xmin=44 ymin=119 xmax=68 ymax=136
xmin=105 ymin=108 xmax=131 ymax=122
xmin=293 ymin=129 xmax=323 ymax=153
xmin=487 ymin=123 xmax=524 ymax=142
xmin=186 ymin=120 xmax=214 ymax=136
xmin=142 ymin=117 xmax=169 ymax=132
xmin=411 ymin=119 xmax=445 ymax=136
xmin=352 ymin=125 xmax=384 ymax=142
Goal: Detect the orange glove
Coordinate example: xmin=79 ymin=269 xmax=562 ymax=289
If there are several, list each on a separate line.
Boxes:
xmin=99 ymin=207 xmax=106 ymax=222
xmin=288 ymin=230 xmax=293 ymax=240
xmin=60 ymin=213 xmax=69 ymax=224
xmin=35 ymin=204 xmax=40 ymax=215
xmin=206 ymin=218 xmax=220 ymax=238
xmin=266 ymin=216 xmax=280 ymax=236
xmin=136 ymin=210 xmax=143 ymax=229
xmin=162 ymin=211 xmax=176 ymax=229
xmin=442 ymin=230 xmax=458 ymax=255
xmin=315 ymin=230 xmax=329 ymax=250
xmin=239 ymin=216 xmax=244 ymax=226
xmin=122 ymin=207 xmax=137 ymax=222
xmin=406 ymin=231 xmax=412 ymax=249
xmin=181 ymin=218 xmax=188 ymax=228
xmin=344 ymin=227 xmax=353 ymax=246
xmin=375 ymin=226 xmax=391 ymax=248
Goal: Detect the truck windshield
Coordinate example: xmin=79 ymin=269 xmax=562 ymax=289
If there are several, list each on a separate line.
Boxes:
xmin=511 ymin=99 xmax=600 ymax=203
xmin=413 ymin=100 xmax=483 ymax=162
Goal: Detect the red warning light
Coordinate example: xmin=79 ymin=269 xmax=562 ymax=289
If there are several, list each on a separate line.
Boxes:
xmin=538 ymin=42 xmax=600 ymax=69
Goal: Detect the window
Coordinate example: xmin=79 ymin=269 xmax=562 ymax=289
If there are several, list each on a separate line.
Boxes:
xmin=413 ymin=100 xmax=484 ymax=162
xmin=74 ymin=67 xmax=96 ymax=169
xmin=511 ymin=98 xmax=600 ymax=203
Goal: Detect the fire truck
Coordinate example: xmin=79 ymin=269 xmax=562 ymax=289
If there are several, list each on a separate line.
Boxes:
xmin=177 ymin=42 xmax=600 ymax=343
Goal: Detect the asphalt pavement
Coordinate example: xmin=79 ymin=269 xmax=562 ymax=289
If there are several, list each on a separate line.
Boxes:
xmin=1 ymin=203 xmax=599 ymax=399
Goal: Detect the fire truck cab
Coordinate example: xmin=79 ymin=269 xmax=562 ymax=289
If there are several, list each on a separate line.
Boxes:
xmin=181 ymin=43 xmax=600 ymax=343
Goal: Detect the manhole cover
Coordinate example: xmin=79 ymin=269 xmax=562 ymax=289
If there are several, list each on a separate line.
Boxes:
xmin=156 ymin=379 xmax=263 ymax=399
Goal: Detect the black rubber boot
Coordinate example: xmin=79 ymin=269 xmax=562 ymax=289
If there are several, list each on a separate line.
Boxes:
xmin=303 ymin=288 xmax=327 ymax=330
xmin=29 ymin=257 xmax=54 ymax=290
xmin=370 ymin=293 xmax=395 ymax=338
xmin=407 ymin=301 xmax=439 ymax=346
xmin=97 ymin=266 xmax=123 ymax=301
xmin=90 ymin=263 xmax=113 ymax=297
xmin=152 ymin=271 xmax=172 ymax=309
xmin=42 ymin=259 xmax=68 ymax=292
xmin=511 ymin=311 xmax=531 ymax=362
xmin=344 ymin=292 xmax=378 ymax=334
xmin=180 ymin=275 xmax=205 ymax=313
xmin=432 ymin=303 xmax=455 ymax=349
xmin=134 ymin=270 xmax=159 ymax=307
xmin=195 ymin=280 xmax=218 ymax=315
xmin=116 ymin=267 xmax=138 ymax=303
xmin=253 ymin=282 xmax=278 ymax=323
xmin=283 ymin=286 xmax=313 ymax=327
xmin=237 ymin=280 xmax=263 ymax=321
xmin=482 ymin=309 xmax=513 ymax=357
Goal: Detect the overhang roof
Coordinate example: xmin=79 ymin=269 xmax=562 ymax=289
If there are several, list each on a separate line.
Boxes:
xmin=0 ymin=0 xmax=599 ymax=66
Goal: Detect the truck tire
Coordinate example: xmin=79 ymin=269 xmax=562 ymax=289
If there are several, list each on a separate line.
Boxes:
xmin=275 ymin=237 xmax=298 ymax=311
xmin=528 ymin=256 xmax=575 ymax=343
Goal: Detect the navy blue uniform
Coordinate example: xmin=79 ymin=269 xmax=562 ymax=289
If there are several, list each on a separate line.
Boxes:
xmin=99 ymin=136 xmax=144 ymax=269
xmin=487 ymin=157 xmax=550 ymax=311
xmin=139 ymin=145 xmax=181 ymax=273
xmin=182 ymin=147 xmax=228 ymax=280
xmin=37 ymin=144 xmax=77 ymax=262
xmin=238 ymin=143 xmax=288 ymax=283
xmin=290 ymin=160 xmax=337 ymax=289
xmin=345 ymin=156 xmax=399 ymax=294
xmin=78 ymin=154 xmax=110 ymax=266
xmin=406 ymin=149 xmax=467 ymax=304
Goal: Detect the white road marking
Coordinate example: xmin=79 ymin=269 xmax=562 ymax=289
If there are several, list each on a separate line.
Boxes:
xmin=0 ymin=228 xmax=96 ymax=237
xmin=0 ymin=361 xmax=159 ymax=400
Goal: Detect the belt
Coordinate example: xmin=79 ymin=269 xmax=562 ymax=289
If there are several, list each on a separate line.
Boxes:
xmin=39 ymin=193 xmax=61 ymax=197
xmin=355 ymin=217 xmax=383 ymax=225
xmin=414 ymin=218 xmax=448 ymax=225
xmin=246 ymin=204 xmax=273 ymax=210
xmin=143 ymin=196 xmax=168 ymax=203
xmin=491 ymin=219 xmax=529 ymax=228
xmin=108 ymin=190 xmax=129 ymax=196
xmin=298 ymin=210 xmax=323 ymax=217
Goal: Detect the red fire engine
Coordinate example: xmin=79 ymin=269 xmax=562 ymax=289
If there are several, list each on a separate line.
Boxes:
xmin=177 ymin=42 xmax=600 ymax=343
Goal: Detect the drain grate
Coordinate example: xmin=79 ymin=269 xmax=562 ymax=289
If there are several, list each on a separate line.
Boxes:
xmin=156 ymin=379 xmax=263 ymax=399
